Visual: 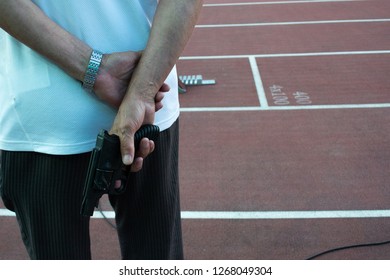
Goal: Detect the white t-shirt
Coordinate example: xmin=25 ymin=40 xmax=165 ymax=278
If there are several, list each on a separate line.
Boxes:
xmin=0 ymin=0 xmax=179 ymax=155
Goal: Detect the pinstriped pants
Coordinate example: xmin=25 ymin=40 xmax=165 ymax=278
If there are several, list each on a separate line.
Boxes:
xmin=0 ymin=120 xmax=183 ymax=260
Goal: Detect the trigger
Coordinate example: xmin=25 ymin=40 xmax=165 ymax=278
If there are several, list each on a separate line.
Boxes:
xmin=94 ymin=169 xmax=113 ymax=191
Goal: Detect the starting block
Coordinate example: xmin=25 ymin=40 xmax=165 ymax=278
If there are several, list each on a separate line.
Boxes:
xmin=179 ymin=75 xmax=216 ymax=86
xmin=178 ymin=75 xmax=216 ymax=94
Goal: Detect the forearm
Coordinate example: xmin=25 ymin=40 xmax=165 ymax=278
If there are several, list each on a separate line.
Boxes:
xmin=125 ymin=0 xmax=203 ymax=100
xmin=0 ymin=0 xmax=91 ymax=82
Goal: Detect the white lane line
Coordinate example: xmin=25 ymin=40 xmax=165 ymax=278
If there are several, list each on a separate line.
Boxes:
xmin=204 ymin=0 xmax=361 ymax=7
xmin=196 ymin=19 xmax=390 ymax=28
xmin=180 ymin=103 xmax=390 ymax=112
xmin=249 ymin=56 xmax=268 ymax=109
xmin=1 ymin=209 xmax=390 ymax=219
xmin=181 ymin=210 xmax=390 ymax=219
xmin=180 ymin=50 xmax=390 ymax=60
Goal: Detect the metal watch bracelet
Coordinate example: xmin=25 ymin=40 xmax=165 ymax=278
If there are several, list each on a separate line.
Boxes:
xmin=82 ymin=50 xmax=103 ymax=92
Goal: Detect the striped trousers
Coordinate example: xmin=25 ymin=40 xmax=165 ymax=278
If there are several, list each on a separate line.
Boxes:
xmin=0 ymin=120 xmax=183 ymax=260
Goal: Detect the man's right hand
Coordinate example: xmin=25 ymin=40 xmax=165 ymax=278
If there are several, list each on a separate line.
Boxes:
xmin=93 ymin=51 xmax=141 ymax=108
xmin=93 ymin=51 xmax=168 ymax=112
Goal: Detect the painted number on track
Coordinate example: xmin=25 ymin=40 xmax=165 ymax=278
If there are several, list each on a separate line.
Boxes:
xmin=269 ymin=85 xmax=312 ymax=106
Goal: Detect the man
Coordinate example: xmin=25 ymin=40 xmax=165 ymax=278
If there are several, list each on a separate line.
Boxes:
xmin=0 ymin=0 xmax=202 ymax=259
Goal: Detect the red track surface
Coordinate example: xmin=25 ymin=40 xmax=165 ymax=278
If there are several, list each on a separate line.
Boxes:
xmin=1 ymin=0 xmax=390 ymax=260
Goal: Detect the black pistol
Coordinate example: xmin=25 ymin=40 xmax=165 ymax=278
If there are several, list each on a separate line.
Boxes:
xmin=81 ymin=125 xmax=160 ymax=216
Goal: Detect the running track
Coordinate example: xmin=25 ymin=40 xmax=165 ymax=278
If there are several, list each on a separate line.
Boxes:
xmin=1 ymin=0 xmax=389 ymax=260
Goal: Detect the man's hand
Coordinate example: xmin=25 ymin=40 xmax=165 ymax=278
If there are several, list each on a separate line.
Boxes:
xmin=93 ymin=51 xmax=166 ymax=172
xmin=93 ymin=51 xmax=169 ymax=171
xmin=109 ymin=88 xmax=158 ymax=168
xmin=112 ymin=88 xmax=168 ymax=173
xmin=93 ymin=50 xmax=168 ymax=111
xmin=93 ymin=51 xmax=141 ymax=108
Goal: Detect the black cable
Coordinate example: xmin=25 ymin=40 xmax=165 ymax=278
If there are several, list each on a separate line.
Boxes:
xmin=306 ymin=239 xmax=390 ymax=260
xmin=97 ymin=203 xmax=117 ymax=230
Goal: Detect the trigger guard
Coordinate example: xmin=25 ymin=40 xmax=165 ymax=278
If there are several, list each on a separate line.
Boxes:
xmin=109 ymin=168 xmax=128 ymax=195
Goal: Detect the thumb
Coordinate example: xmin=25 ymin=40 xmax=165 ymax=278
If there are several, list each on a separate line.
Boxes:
xmin=119 ymin=131 xmax=135 ymax=166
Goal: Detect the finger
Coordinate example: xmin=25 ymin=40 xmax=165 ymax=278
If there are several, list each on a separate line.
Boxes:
xmin=135 ymin=139 xmax=155 ymax=159
xmin=150 ymin=140 xmax=155 ymax=154
xmin=155 ymin=91 xmax=165 ymax=112
xmin=130 ymin=139 xmax=155 ymax=173
xmin=155 ymin=101 xmax=163 ymax=112
xmin=159 ymin=83 xmax=170 ymax=92
xmin=136 ymin=138 xmax=152 ymax=159
xmin=130 ymin=157 xmax=144 ymax=172
xmin=155 ymin=91 xmax=165 ymax=103
xmin=114 ymin=179 xmax=122 ymax=189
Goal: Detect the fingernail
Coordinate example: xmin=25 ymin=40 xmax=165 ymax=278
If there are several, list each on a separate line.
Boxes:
xmin=123 ymin=155 xmax=132 ymax=165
